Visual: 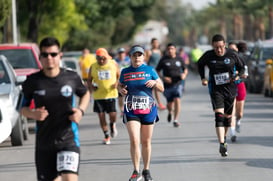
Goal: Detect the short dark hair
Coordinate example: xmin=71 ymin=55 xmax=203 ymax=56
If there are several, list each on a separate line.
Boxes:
xmin=237 ymin=41 xmax=248 ymax=53
xmin=151 ymin=38 xmax=157 ymax=43
xmin=167 ymin=43 xmax=176 ymax=48
xmin=228 ymin=41 xmax=237 ymax=46
xmin=212 ymin=34 xmax=225 ymax=43
xmin=39 ymin=37 xmax=61 ymax=49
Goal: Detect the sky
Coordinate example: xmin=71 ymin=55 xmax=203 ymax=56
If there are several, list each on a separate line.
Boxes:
xmin=182 ymin=0 xmax=216 ymax=10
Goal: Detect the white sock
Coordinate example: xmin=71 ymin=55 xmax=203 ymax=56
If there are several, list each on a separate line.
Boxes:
xmin=230 ymin=127 xmax=236 ymax=136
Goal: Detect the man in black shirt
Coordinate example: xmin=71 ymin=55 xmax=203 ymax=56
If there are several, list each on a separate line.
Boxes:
xmin=198 ymin=34 xmax=246 ymax=157
xmin=156 ymin=43 xmax=188 ymax=127
xmin=21 ymin=37 xmax=90 ymax=180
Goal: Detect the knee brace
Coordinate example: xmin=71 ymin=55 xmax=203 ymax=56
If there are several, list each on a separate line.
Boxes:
xmin=215 ymin=112 xmax=224 ymax=127
xmin=224 ymin=117 xmax=231 ymax=127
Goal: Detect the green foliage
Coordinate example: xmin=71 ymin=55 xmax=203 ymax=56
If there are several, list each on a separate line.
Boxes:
xmin=0 ymin=0 xmax=11 ymax=27
xmin=38 ymin=0 xmax=86 ymax=45
xmin=64 ymin=0 xmax=156 ymax=50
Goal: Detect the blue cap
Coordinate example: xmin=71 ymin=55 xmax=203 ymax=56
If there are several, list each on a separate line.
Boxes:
xmin=129 ymin=46 xmax=144 ymax=55
xmin=118 ymin=47 xmax=125 ymax=53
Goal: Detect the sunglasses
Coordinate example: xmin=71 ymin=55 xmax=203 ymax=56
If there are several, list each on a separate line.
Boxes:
xmin=40 ymin=52 xmax=59 ymax=58
xmin=96 ymin=55 xmax=106 ymax=60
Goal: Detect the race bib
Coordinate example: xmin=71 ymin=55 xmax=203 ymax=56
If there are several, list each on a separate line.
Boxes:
xmin=132 ymin=96 xmax=151 ymax=114
xmin=214 ymin=72 xmax=230 ymax=85
xmin=98 ymin=70 xmax=111 ymax=80
xmin=57 ymin=151 xmax=79 ymax=172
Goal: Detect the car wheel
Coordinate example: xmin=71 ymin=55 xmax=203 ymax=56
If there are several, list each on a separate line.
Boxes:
xmin=21 ymin=115 xmax=29 ymax=140
xmin=10 ymin=116 xmax=24 ymax=146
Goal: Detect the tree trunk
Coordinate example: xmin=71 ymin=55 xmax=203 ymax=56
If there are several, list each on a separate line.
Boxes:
xmin=27 ymin=18 xmax=38 ymax=42
xmin=269 ymin=6 xmax=273 ymax=38
xmin=233 ymin=14 xmax=243 ymax=40
xmin=244 ymin=15 xmax=253 ymax=41
xmin=219 ymin=17 xmax=226 ymax=39
xmin=254 ymin=17 xmax=265 ymax=40
xmin=26 ymin=0 xmax=44 ymax=42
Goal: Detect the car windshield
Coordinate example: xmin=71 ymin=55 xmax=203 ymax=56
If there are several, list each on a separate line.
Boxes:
xmin=64 ymin=61 xmax=77 ymax=70
xmin=0 ymin=49 xmax=39 ymax=69
xmin=0 ymin=61 xmax=10 ymax=84
xmin=261 ymin=47 xmax=273 ymax=61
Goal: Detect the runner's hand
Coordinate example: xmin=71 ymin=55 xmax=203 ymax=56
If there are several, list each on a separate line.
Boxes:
xmin=163 ymin=76 xmax=172 ymax=84
xmin=118 ymin=83 xmax=128 ymax=96
xmin=33 ymin=106 xmax=49 ymax=121
xmin=145 ymin=80 xmax=157 ymax=88
xmin=202 ymin=79 xmax=208 ymax=86
xmin=68 ymin=108 xmax=83 ymax=124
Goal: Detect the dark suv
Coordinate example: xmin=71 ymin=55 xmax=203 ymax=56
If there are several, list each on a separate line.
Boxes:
xmin=246 ymin=40 xmax=273 ymax=93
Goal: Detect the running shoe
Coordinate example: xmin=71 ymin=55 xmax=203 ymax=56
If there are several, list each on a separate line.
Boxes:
xmin=167 ymin=113 xmax=172 ymax=123
xmin=103 ymin=137 xmax=111 ymax=145
xmin=158 ymin=103 xmax=166 ymax=110
xmin=142 ymin=169 xmax=153 ymax=181
xmin=173 ymin=120 xmax=180 ymax=127
xmin=110 ymin=123 xmax=118 ymax=138
xmin=219 ymin=143 xmax=228 ymax=157
xmin=129 ymin=170 xmax=142 ymax=181
xmin=235 ymin=121 xmax=241 ymax=133
xmin=231 ymin=135 xmax=237 ymax=142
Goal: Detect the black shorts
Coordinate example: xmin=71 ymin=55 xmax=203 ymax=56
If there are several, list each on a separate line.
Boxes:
xmin=35 ymin=146 xmax=80 ymax=181
xmin=93 ymin=99 xmax=117 ymax=113
xmin=210 ymin=91 xmax=235 ymax=115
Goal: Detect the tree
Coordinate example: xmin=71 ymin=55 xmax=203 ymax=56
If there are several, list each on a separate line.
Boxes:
xmin=0 ymin=0 xmax=11 ymax=27
xmin=64 ymin=0 xmax=156 ymax=49
xmin=0 ymin=0 xmax=11 ymax=42
xmin=17 ymin=0 xmax=86 ymax=44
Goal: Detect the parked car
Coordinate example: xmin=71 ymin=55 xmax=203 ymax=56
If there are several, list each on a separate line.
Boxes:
xmin=0 ymin=55 xmax=28 ymax=146
xmin=0 ymin=43 xmax=42 ymax=111
xmin=62 ymin=57 xmax=82 ymax=78
xmin=62 ymin=51 xmax=82 ymax=59
xmin=246 ymin=40 xmax=273 ymax=93
xmin=264 ymin=59 xmax=273 ymax=97
xmin=0 ymin=43 xmax=42 ymax=76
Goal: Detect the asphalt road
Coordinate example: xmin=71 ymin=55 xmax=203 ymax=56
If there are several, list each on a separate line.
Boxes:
xmin=1 ymin=71 xmax=273 ymax=181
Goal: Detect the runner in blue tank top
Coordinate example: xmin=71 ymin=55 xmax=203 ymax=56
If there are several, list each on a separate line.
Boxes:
xmin=118 ymin=45 xmax=164 ymax=181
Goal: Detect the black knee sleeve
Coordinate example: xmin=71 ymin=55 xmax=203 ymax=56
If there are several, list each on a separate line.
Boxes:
xmin=215 ymin=112 xmax=224 ymax=127
xmin=224 ymin=117 xmax=231 ymax=127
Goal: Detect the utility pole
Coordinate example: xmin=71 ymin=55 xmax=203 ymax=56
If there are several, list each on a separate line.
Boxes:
xmin=12 ymin=0 xmax=18 ymax=44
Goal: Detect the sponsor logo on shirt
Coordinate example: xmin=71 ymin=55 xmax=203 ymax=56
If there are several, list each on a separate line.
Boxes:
xmin=61 ymin=85 xmax=73 ymax=97
xmin=34 ymin=90 xmax=46 ymax=96
xmin=165 ymin=62 xmax=171 ymax=66
xmin=124 ymin=71 xmax=150 ymax=81
xmin=224 ymin=58 xmax=230 ymax=64
xmin=175 ymin=61 xmax=181 ymax=67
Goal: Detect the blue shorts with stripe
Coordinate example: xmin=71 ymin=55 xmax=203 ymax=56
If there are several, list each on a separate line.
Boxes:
xmin=123 ymin=105 xmax=159 ymax=125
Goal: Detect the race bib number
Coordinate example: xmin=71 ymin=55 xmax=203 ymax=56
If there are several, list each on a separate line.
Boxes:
xmin=57 ymin=151 xmax=79 ymax=172
xmin=214 ymin=72 xmax=230 ymax=85
xmin=98 ymin=70 xmax=111 ymax=80
xmin=132 ymin=96 xmax=151 ymax=114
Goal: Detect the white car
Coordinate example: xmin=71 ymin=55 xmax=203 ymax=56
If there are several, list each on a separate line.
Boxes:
xmin=0 ymin=55 xmax=28 ymax=146
xmin=62 ymin=57 xmax=82 ymax=78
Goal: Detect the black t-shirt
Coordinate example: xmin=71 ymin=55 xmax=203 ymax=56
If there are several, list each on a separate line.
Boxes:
xmin=22 ymin=68 xmax=87 ymax=150
xmin=198 ymin=48 xmax=245 ymax=94
xmin=156 ymin=55 xmax=187 ymax=88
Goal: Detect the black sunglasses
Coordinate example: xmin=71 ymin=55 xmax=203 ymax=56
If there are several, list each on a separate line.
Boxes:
xmin=40 ymin=52 xmax=59 ymax=58
xmin=96 ymin=55 xmax=106 ymax=60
